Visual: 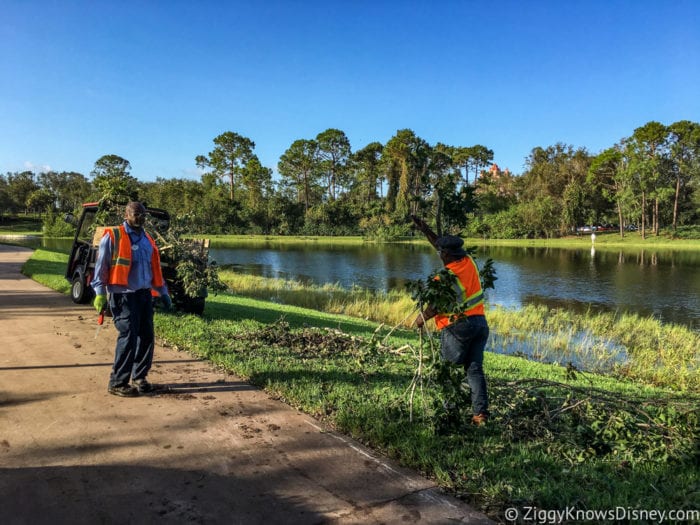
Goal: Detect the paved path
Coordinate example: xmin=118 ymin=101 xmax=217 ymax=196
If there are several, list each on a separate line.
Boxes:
xmin=0 ymin=244 xmax=492 ymax=524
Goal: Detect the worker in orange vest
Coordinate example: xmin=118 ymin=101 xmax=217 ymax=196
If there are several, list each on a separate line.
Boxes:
xmin=411 ymin=216 xmax=490 ymax=426
xmin=92 ymin=201 xmax=172 ymax=397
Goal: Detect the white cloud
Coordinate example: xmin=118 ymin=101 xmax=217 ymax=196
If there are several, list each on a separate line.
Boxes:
xmin=181 ymin=167 xmax=203 ymax=179
xmin=24 ymin=161 xmax=52 ymax=173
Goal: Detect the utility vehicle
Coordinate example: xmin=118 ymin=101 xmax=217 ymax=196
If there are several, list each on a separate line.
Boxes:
xmin=64 ymin=201 xmax=208 ymax=315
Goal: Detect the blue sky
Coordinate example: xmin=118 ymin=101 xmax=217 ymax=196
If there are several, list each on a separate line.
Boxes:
xmin=2 ymin=1 xmax=698 ymax=182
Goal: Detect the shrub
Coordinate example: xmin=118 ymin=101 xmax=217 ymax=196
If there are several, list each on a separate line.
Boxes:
xmin=42 ymin=208 xmax=74 ymax=237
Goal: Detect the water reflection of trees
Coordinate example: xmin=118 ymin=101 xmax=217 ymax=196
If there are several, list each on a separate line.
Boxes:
xmin=212 ymin=243 xmax=699 ymax=329
xmin=484 ymin=245 xmax=697 ymax=270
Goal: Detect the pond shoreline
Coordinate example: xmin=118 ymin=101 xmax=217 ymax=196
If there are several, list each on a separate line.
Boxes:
xmin=4 ymin=234 xmax=699 ymax=330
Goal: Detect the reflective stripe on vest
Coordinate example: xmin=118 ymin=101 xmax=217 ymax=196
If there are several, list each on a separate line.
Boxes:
xmin=446 ymin=267 xmax=484 ymax=313
xmin=106 ymin=225 xmax=165 ymax=289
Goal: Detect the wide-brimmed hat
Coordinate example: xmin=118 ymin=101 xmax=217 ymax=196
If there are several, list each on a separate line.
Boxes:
xmin=436 ymin=235 xmax=467 ymax=258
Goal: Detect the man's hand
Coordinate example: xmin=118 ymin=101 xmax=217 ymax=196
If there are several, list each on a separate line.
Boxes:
xmin=160 ymin=294 xmax=173 ymax=311
xmin=93 ymin=294 xmax=107 ymax=313
xmin=410 ymin=215 xmax=438 ymax=248
xmin=413 ymin=306 xmax=436 ymax=330
xmin=411 ymin=215 xmax=427 ymax=231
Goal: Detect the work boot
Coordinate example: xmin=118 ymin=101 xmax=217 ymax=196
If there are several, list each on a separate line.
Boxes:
xmin=108 ymin=384 xmax=139 ymax=397
xmin=133 ymin=378 xmax=154 ymax=394
xmin=471 ymin=413 xmax=488 ymax=426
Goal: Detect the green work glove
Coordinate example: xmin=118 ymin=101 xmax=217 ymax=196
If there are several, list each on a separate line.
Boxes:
xmin=93 ymin=294 xmax=108 ymax=313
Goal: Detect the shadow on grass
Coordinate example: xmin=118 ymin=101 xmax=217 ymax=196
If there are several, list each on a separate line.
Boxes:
xmin=205 ymin=295 xmax=416 ymax=342
xmin=245 ymin=364 xmax=412 ymax=390
xmin=21 ymin=257 xmax=68 ymax=279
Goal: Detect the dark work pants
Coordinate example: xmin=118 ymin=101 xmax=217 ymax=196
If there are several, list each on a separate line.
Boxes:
xmin=440 ymin=315 xmax=490 ymax=416
xmin=108 ymin=289 xmax=154 ymax=388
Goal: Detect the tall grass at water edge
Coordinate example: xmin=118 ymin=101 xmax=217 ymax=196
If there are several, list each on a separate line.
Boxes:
xmin=218 ymin=270 xmax=417 ymax=326
xmin=219 ymin=269 xmax=699 ymax=391
xmin=488 ymin=304 xmax=699 ymax=391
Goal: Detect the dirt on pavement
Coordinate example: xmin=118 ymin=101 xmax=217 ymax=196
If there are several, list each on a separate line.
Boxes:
xmin=0 ymin=245 xmax=492 ymax=525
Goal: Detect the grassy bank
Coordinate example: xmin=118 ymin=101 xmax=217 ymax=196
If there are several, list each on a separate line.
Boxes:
xmin=463 ymin=233 xmax=700 ymax=251
xmin=20 ymin=248 xmax=71 ymax=293
xmin=206 ymin=234 xmax=368 ymax=248
xmin=156 ymin=297 xmax=699 ymax=521
xmin=218 ymin=270 xmax=417 ymax=326
xmin=218 ymin=269 xmax=698 ymax=392
xmin=0 ymin=215 xmax=43 ymax=236
xmin=21 ymin=248 xmax=700 ymax=522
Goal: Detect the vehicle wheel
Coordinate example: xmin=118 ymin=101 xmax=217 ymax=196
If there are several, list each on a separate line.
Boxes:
xmin=71 ymin=274 xmax=93 ymax=304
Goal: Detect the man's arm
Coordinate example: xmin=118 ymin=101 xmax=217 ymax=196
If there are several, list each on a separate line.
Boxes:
xmin=411 ymin=215 xmax=438 ymax=248
xmin=91 ymin=233 xmax=113 ymax=297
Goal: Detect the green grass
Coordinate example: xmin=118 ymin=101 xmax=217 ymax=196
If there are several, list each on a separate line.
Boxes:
xmin=219 ymin=271 xmax=699 ymax=392
xmin=20 ymin=248 xmax=700 ymax=522
xmin=0 ymin=216 xmax=43 ymax=235
xmin=488 ymin=304 xmax=699 ymax=391
xmin=20 ymin=248 xmax=71 ymax=293
xmin=218 ymin=270 xmax=417 ymax=327
xmin=156 ymin=296 xmax=699 ymax=521
xmin=0 ymin=230 xmax=43 ymax=236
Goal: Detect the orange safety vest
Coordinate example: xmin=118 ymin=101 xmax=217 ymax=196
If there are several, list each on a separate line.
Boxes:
xmin=105 ymin=225 xmax=164 ymax=289
xmin=434 ymin=255 xmax=485 ymax=330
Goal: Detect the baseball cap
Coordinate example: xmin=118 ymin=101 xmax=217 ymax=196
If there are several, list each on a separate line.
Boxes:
xmin=436 ymin=235 xmax=467 ymax=258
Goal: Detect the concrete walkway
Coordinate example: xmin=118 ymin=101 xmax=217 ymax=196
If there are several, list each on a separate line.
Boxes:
xmin=0 ymin=244 xmax=492 ymax=524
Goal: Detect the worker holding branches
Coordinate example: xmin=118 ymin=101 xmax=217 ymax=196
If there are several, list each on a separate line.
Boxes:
xmin=411 ymin=215 xmax=490 ymax=426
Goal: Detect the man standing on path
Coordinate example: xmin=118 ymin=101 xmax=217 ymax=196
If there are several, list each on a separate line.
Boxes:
xmin=411 ymin=216 xmax=490 ymax=426
xmin=92 ymin=201 xmax=172 ymax=397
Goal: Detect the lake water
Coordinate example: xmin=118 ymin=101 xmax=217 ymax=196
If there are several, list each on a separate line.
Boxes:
xmin=208 ymin=242 xmax=700 ymax=331
xmin=4 ymin=235 xmax=698 ymax=330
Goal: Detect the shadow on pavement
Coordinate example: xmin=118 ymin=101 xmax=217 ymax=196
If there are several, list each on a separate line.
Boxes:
xmin=0 ymin=465 xmax=325 ymax=525
xmin=0 ymin=359 xmax=203 ymax=372
xmin=151 ymin=381 xmax=258 ymax=395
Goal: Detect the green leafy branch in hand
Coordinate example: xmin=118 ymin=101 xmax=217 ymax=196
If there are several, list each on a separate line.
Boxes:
xmin=404 ymin=273 xmax=473 ymax=431
xmin=407 ymin=268 xmax=462 ymax=316
xmin=477 ymin=255 xmax=498 ymax=291
xmin=407 ymin=256 xmax=497 ymax=323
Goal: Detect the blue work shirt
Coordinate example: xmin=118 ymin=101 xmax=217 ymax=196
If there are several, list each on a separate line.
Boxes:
xmin=91 ymin=221 xmax=168 ymax=297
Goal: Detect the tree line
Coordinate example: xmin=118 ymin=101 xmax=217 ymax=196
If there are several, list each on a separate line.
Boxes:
xmin=2 ymin=121 xmax=699 ymax=239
